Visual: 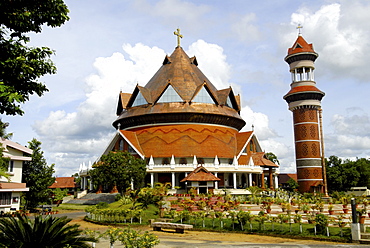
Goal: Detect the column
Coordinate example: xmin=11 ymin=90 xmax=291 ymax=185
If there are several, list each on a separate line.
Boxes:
xmin=150 ymin=173 xmax=154 ymax=188
xmin=214 ymin=172 xmax=218 ymax=189
xmin=233 ymin=172 xmax=237 ymax=189
xmin=269 ymin=167 xmax=273 ymax=190
xmin=249 ymin=173 xmax=252 ymax=187
xmin=274 ymin=175 xmax=278 ymax=189
xmin=185 ymin=172 xmax=188 ymax=187
xmin=171 ymin=172 xmax=175 ymax=189
xmin=260 ymin=172 xmax=265 ymax=189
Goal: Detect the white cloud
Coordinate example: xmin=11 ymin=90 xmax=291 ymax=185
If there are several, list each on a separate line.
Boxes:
xmin=187 ymin=40 xmax=231 ymax=90
xmin=284 ymin=2 xmax=370 ymax=81
xmin=231 ymin=13 xmax=261 ymax=43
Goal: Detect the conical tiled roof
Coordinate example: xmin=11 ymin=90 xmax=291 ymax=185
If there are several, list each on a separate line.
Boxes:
xmin=285 ymin=35 xmax=318 ymax=63
xmin=113 ymin=46 xmax=246 ymax=130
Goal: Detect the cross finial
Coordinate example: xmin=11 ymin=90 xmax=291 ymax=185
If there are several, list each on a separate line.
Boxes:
xmin=296 ymin=24 xmax=303 ymax=36
xmin=174 ymin=28 xmax=183 ymax=47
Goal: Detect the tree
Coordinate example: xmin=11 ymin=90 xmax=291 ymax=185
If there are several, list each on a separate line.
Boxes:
xmin=0 ymin=119 xmax=12 ymax=181
xmin=265 ymin=152 xmax=280 ymax=165
xmin=89 ymin=151 xmax=146 ymax=193
xmin=286 ymin=178 xmax=299 ymax=192
xmin=0 ymin=0 xmax=69 ymax=115
xmin=22 ymin=138 xmax=55 ymax=209
xmin=325 ymin=155 xmax=370 ymax=192
xmin=0 ymin=215 xmax=95 ymax=248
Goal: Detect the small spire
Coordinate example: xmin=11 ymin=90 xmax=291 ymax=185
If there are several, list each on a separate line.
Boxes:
xmin=252 ymin=124 xmax=254 ymax=131
xmin=296 ymin=24 xmax=303 ymax=36
xmin=174 ymin=28 xmax=183 ymax=47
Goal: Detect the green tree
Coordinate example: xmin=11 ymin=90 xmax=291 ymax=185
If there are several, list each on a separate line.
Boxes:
xmin=89 ymin=151 xmax=146 ymax=193
xmin=265 ymin=152 xmax=280 ymax=165
xmin=286 ymin=178 xmax=299 ymax=192
xmin=0 ymin=215 xmax=95 ymax=248
xmin=0 ymin=119 xmax=12 ymax=181
xmin=0 ymin=0 xmax=69 ymax=115
xmin=22 ymin=138 xmax=55 ymax=209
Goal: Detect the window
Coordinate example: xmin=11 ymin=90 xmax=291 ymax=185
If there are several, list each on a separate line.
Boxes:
xmin=199 ymin=181 xmax=207 ymax=186
xmin=132 ymin=91 xmax=147 ymax=107
xmin=8 ymin=161 xmax=13 ymax=173
xmin=197 ymin=158 xmax=204 ymax=165
xmin=192 ymin=87 xmax=215 ymax=104
xmin=128 ymin=145 xmax=136 ymax=154
xmin=225 ymin=96 xmax=233 ymax=108
xmin=119 ymin=140 xmax=124 ymax=151
xmin=179 ymin=158 xmax=187 ymax=164
xmin=250 ymin=141 xmax=254 ymax=152
xmin=162 ymin=158 xmax=170 ymax=165
xmin=0 ymin=193 xmax=11 ymax=205
xmin=157 ymin=85 xmax=182 ymax=103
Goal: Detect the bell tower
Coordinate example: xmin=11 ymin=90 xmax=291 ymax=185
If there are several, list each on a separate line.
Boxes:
xmin=283 ymin=33 xmax=326 ymax=193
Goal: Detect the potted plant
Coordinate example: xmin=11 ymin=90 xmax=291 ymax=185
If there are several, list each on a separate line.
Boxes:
xmin=301 ymin=203 xmax=310 ymax=213
xmin=328 ymin=204 xmax=334 ymax=215
xmin=357 ymin=208 xmax=367 ymax=224
xmin=340 ymin=196 xmax=349 ymax=208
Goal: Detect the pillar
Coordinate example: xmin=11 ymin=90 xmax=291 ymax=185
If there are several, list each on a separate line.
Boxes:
xmin=171 ymin=172 xmax=175 ymax=189
xmin=150 ymin=173 xmax=154 ymax=188
xmin=260 ymin=172 xmax=265 ymax=189
xmin=249 ymin=173 xmax=252 ymax=187
xmin=233 ymin=173 xmax=237 ymax=189
xmin=214 ymin=172 xmax=218 ymax=189
xmin=269 ymin=167 xmax=273 ymax=190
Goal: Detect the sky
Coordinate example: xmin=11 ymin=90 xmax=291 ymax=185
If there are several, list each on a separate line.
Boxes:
xmin=4 ymin=0 xmax=370 ymax=176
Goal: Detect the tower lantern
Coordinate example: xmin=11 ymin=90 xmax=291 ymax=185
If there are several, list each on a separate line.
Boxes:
xmin=284 ymin=35 xmax=326 ymax=193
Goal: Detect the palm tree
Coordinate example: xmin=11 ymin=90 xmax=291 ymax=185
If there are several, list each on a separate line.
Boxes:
xmin=0 ymin=215 xmax=95 ymax=248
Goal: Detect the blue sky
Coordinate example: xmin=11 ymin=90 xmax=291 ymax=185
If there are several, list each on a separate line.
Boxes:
xmin=4 ymin=0 xmax=370 ymax=176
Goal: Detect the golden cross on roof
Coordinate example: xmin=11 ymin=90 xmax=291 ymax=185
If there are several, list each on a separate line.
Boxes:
xmin=174 ymin=28 xmax=183 ymax=47
xmin=296 ymin=24 xmax=303 ymax=35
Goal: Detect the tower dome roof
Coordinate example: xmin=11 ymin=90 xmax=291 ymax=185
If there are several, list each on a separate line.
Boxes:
xmin=113 ymin=46 xmax=246 ymax=130
xmin=285 ymin=35 xmax=318 ymax=64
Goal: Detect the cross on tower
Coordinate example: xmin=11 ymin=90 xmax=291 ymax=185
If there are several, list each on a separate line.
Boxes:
xmin=174 ymin=28 xmax=183 ymax=47
xmin=296 ymin=24 xmax=303 ymax=35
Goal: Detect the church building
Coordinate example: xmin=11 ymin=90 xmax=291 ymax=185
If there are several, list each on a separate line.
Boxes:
xmin=85 ymin=31 xmax=279 ymax=195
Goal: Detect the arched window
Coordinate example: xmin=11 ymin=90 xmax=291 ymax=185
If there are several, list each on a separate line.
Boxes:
xmin=119 ymin=139 xmax=124 ymax=151
xmin=179 ymin=158 xmax=187 ymax=164
xmin=162 ymin=158 xmax=170 ymax=165
xmin=197 ymin=158 xmax=204 ymax=165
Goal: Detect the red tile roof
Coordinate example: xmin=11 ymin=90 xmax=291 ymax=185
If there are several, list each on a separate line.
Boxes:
xmin=252 ymin=152 xmax=279 ymax=167
xmin=287 ymin=35 xmax=316 ymax=56
xmin=49 ymin=177 xmax=76 ymax=189
xmin=285 ymin=85 xmax=323 ymax=96
xmin=180 ymin=166 xmax=220 ymax=182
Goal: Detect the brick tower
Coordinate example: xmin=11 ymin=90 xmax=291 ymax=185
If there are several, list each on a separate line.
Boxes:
xmin=284 ymin=34 xmax=326 ymax=193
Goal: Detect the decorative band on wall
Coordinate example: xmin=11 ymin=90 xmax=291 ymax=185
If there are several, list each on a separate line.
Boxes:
xmin=295 ymin=141 xmax=321 ymax=158
xmin=297 ymin=167 xmax=323 ymax=180
xmin=294 ymin=123 xmax=320 ymax=141
xmin=293 ymin=108 xmax=318 ymax=123
xmin=297 ymin=179 xmax=324 ymax=181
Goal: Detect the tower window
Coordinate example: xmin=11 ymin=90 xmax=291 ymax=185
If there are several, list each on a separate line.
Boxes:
xmin=225 ymin=96 xmax=233 ymax=108
xmin=162 ymin=158 xmax=170 ymax=165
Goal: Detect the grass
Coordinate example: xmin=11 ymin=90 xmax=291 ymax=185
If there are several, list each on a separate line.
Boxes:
xmin=53 ymin=204 xmax=88 ymax=211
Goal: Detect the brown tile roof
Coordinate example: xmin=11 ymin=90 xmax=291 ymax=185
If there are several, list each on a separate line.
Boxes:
xmin=180 ymin=166 xmax=220 ymax=182
xmin=119 ymin=130 xmax=144 ymax=156
xmin=252 ymin=152 xmax=279 ymax=167
xmin=49 ymin=177 xmax=76 ymax=189
xmin=236 ymin=132 xmax=253 ymax=155
xmin=287 ymin=35 xmax=316 ymax=56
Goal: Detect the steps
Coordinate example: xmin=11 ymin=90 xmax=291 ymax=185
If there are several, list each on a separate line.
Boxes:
xmin=66 ymin=193 xmax=118 ymax=205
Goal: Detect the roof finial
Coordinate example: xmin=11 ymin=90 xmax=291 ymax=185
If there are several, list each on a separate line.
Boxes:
xmin=296 ymin=24 xmax=303 ymax=36
xmin=174 ymin=28 xmax=183 ymax=47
